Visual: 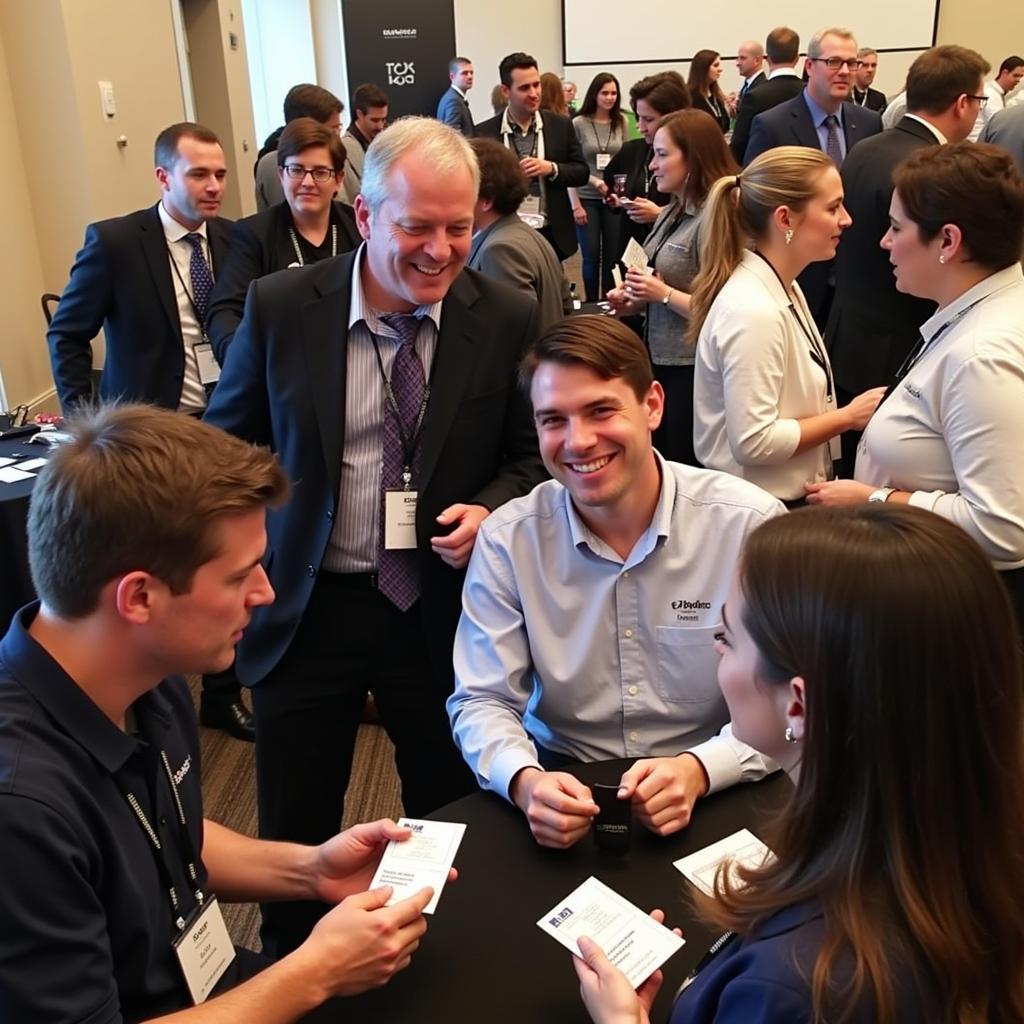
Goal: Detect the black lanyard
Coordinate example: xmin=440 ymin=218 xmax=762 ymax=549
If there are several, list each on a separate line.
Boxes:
xmin=753 ymin=251 xmax=833 ymax=401
xmin=167 ymin=241 xmax=210 ymax=342
xmin=676 ymin=930 xmax=735 ymax=997
xmin=122 ymin=749 xmax=203 ymax=931
xmin=369 ymin=325 xmax=433 ymax=487
xmin=647 ymin=203 xmax=689 ymax=268
xmin=591 ymin=117 xmax=614 ymax=153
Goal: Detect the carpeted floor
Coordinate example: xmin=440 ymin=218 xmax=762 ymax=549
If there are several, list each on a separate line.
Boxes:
xmin=191 ymin=681 xmax=403 ymax=951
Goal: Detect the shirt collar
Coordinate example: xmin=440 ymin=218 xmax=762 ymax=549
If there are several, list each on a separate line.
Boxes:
xmin=803 ymin=90 xmax=843 ymax=129
xmin=158 ymin=200 xmax=207 ymax=243
xmin=347 ymin=242 xmax=443 ymax=335
xmin=500 ymin=107 xmax=543 ymax=136
xmin=920 ymin=263 xmax=1024 ymax=342
xmin=991 ymin=79 xmax=1006 ymax=98
xmin=902 ymin=113 xmax=946 ymax=143
xmin=768 ymin=66 xmax=800 ymax=79
xmin=0 ymin=604 xmax=174 ymax=774
xmin=452 ymin=84 xmax=467 ymax=100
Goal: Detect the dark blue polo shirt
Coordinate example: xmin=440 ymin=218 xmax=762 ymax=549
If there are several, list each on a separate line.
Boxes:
xmin=0 ymin=605 xmax=252 ymax=1022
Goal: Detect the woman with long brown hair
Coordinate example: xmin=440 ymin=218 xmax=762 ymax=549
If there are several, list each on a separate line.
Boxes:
xmin=687 ymin=50 xmax=730 ymax=133
xmin=574 ymin=504 xmax=1024 ymax=1023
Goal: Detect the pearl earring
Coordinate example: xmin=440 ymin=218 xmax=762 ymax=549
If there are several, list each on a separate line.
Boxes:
xmin=784 ymin=726 xmax=797 ymax=743
xmin=938 ymin=254 xmax=946 ymax=264
xmin=785 ymin=228 xmax=794 ymax=246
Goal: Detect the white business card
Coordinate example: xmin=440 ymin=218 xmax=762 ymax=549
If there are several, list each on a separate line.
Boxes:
xmin=537 ymin=876 xmax=684 ymax=987
xmin=14 ymin=458 xmax=48 ymax=472
xmin=673 ymin=829 xmax=773 ymax=897
xmin=621 ymin=237 xmax=651 ymax=272
xmin=0 ymin=466 xmax=33 ymax=483
xmin=369 ymin=818 xmax=466 ymax=915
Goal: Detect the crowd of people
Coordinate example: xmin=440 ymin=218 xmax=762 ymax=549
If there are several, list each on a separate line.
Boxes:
xmin=3 ymin=22 xmax=1024 ymax=1024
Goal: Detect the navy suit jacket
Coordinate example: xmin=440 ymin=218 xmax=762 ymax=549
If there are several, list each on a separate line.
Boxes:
xmin=436 ymin=86 xmax=475 ymax=137
xmin=46 ymin=203 xmax=232 ymax=412
xmin=731 ymin=73 xmax=805 ymax=164
xmin=204 ymin=251 xmax=545 ymax=687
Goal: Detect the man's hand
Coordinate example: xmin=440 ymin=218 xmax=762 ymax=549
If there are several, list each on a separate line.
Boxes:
xmin=431 ymin=503 xmax=490 ymax=568
xmin=300 ymin=886 xmax=431 ymax=997
xmin=573 ymin=205 xmax=589 ymax=226
xmin=509 ymin=767 xmax=598 ymax=849
xmin=616 ymin=753 xmax=709 ymax=836
xmin=520 ymin=157 xmax=555 ymax=179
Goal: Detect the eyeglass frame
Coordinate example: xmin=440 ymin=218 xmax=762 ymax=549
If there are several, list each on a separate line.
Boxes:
xmin=963 ymin=94 xmax=990 ymax=106
xmin=282 ymin=163 xmax=339 ymax=183
xmin=810 ymin=57 xmax=865 ymax=72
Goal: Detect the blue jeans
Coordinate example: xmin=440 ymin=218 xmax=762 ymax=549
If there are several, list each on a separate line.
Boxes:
xmin=576 ymin=198 xmax=622 ymax=301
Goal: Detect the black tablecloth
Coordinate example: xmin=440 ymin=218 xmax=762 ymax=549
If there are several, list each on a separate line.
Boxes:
xmin=315 ymin=763 xmax=791 ymax=1023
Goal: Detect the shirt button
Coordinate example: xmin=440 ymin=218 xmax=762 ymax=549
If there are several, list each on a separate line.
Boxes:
xmin=624 ymin=629 xmax=633 ymax=638
xmin=622 ymin=570 xmax=629 ymax=578
xmin=628 ymin=685 xmax=638 ymax=696
xmin=629 ymin=730 xmax=639 ymax=742
xmin=306 ymin=564 xmax=316 ymax=577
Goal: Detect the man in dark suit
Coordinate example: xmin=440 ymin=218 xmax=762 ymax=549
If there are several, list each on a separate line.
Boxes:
xmin=745 ymin=28 xmax=882 ymax=326
xmin=730 ymin=27 xmax=803 ymax=164
xmin=475 ymin=52 xmax=589 ymax=261
xmin=436 ymin=56 xmax=475 ymax=137
xmin=45 ymin=122 xmax=253 ymax=741
xmin=827 ymin=45 xmax=991 ymax=469
xmin=852 ymin=48 xmax=887 ymax=111
xmin=734 ymin=39 xmax=766 ymax=105
xmin=983 ymin=101 xmax=1024 ymax=172
xmin=205 ymin=117 xmax=546 ymax=957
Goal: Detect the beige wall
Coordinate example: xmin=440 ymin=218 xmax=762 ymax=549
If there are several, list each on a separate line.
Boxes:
xmin=937 ymin=1 xmax=1024 ymax=79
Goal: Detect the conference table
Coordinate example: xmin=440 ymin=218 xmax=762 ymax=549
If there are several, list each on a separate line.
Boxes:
xmin=325 ymin=762 xmax=791 ymax=1023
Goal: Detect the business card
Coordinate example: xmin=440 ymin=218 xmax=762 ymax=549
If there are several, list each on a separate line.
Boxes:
xmin=369 ymin=818 xmax=466 ymax=915
xmin=673 ymin=829 xmax=773 ymax=896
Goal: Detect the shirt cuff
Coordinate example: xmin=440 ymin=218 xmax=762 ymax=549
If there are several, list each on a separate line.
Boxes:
xmin=490 ymin=746 xmax=543 ymax=803
xmin=907 ymin=489 xmax=942 ymax=512
xmin=683 ymin=736 xmax=745 ymax=794
xmin=548 ymin=162 xmax=559 ymax=180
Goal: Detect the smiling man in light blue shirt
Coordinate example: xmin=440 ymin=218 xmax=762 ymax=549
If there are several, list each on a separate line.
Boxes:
xmin=447 ymin=316 xmax=785 ymax=849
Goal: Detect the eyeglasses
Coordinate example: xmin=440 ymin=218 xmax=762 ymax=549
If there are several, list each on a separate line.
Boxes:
xmin=811 ymin=57 xmax=864 ymax=71
xmin=964 ymin=94 xmax=989 ymax=106
xmin=283 ymin=164 xmax=336 ymax=182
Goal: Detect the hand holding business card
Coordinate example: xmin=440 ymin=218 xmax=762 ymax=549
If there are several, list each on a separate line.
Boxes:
xmin=368 ymin=818 xmax=465 ymax=914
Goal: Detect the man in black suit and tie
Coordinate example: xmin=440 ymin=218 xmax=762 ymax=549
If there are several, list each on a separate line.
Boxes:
xmin=852 ymin=48 xmax=887 ymax=111
xmin=826 ymin=45 xmax=991 ymax=469
xmin=46 ymin=122 xmax=254 ymax=741
xmin=730 ymin=27 xmax=804 ymax=165
xmin=744 ymin=27 xmax=882 ymax=326
xmin=475 ymin=52 xmax=589 ymax=261
xmin=734 ymin=39 xmax=766 ymax=106
xmin=205 ymin=116 xmax=546 ymax=957
xmin=436 ymin=56 xmax=475 ymax=137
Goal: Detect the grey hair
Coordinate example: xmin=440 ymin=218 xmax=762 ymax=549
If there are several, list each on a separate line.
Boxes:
xmin=857 ymin=47 xmax=878 ymax=59
xmin=807 ymin=27 xmax=858 ymax=59
xmin=361 ymin=116 xmax=479 ymax=213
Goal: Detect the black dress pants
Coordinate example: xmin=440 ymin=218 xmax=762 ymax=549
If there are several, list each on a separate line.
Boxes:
xmin=252 ymin=571 xmax=475 ymax=957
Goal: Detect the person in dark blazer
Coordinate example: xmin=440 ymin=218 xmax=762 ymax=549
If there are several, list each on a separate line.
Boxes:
xmin=851 ymin=48 xmax=887 ymax=111
xmin=475 ymin=52 xmax=588 ymax=261
xmin=687 ymin=49 xmax=731 ymax=133
xmin=730 ymin=26 xmax=804 ymax=164
xmin=436 ymin=56 xmax=475 ymax=137
xmin=734 ymin=39 xmax=766 ymax=103
xmin=573 ymin=506 xmax=1024 ymax=1024
xmin=826 ymin=45 xmax=991 ymax=468
xmin=205 ymin=117 xmax=546 ymax=958
xmin=45 ymin=122 xmax=253 ymax=740
xmin=207 ymin=118 xmax=361 ymax=363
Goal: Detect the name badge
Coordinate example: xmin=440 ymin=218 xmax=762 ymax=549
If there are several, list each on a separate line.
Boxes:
xmin=173 ymin=897 xmax=235 ymax=1005
xmin=385 ymin=489 xmax=418 ymax=549
xmin=517 ymin=194 xmax=547 ymax=230
xmin=595 ymin=152 xmax=611 ymax=170
xmin=826 ymin=395 xmax=841 ymax=463
xmin=194 ymin=342 xmax=221 ymax=386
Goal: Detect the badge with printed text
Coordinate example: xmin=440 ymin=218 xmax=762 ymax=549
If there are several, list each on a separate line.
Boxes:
xmin=595 ymin=152 xmax=611 ymax=171
xmin=385 ymin=489 xmax=418 ymax=549
xmin=173 ymin=897 xmax=235 ymax=1005
xmin=194 ymin=343 xmax=221 ymax=386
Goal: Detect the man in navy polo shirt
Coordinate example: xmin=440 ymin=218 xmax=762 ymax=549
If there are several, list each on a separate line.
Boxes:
xmin=0 ymin=405 xmax=437 ymax=1022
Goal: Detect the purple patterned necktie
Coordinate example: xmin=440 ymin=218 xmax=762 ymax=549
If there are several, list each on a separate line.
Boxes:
xmin=824 ymin=115 xmax=844 ymax=169
xmin=377 ymin=314 xmax=426 ymax=611
xmin=185 ymin=233 xmax=213 ymax=322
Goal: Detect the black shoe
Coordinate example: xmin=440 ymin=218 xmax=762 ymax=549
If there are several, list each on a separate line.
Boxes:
xmin=200 ymin=698 xmax=256 ymax=742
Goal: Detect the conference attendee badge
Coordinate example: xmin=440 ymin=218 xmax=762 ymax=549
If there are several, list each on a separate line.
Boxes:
xmin=173 ymin=897 xmax=235 ymax=1005
xmin=385 ymin=489 xmax=418 ymax=549
xmin=369 ymin=818 xmax=466 ymax=914
xmin=518 ymin=194 xmax=547 ymax=230
xmin=194 ymin=342 xmax=221 ymax=385
xmin=595 ymin=152 xmax=611 ymax=170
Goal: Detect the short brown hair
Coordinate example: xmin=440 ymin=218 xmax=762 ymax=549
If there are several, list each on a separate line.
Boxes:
xmin=154 ymin=122 xmax=221 ymax=169
xmin=655 ymin=109 xmax=740 ymax=205
xmin=905 ymin=45 xmax=990 ymax=115
xmin=629 ymin=73 xmax=691 ymax=115
xmin=283 ymin=83 xmax=342 ymax=123
xmin=893 ymin=142 xmax=1024 ymax=272
xmin=766 ymin=27 xmax=800 ymax=65
xmin=519 ymin=315 xmax=653 ymax=402
xmin=28 ymin=405 xmax=289 ymax=619
xmin=353 ymin=83 xmax=389 ymax=113
xmin=277 ymin=117 xmax=346 ymax=170
xmin=470 ymin=138 xmax=528 ymax=215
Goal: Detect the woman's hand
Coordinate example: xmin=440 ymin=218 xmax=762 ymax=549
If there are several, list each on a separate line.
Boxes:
xmin=623 ymin=267 xmax=669 ymax=307
xmin=574 ymin=206 xmax=589 ymax=226
xmin=624 ymin=198 xmax=661 ymax=224
xmin=804 ymin=480 xmax=875 ymax=506
xmin=605 ymin=286 xmax=642 ymax=316
xmin=843 ymin=387 xmax=886 ymax=431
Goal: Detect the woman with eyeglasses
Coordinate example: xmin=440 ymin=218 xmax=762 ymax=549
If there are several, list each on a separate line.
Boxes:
xmin=687 ymin=51 xmax=731 ymax=134
xmin=690 ymin=147 xmax=884 ymax=503
xmin=573 ymin=503 xmax=1024 ymax=1024
xmin=206 ymin=117 xmax=361 ymax=362
xmin=805 ymin=142 xmax=1024 ymax=629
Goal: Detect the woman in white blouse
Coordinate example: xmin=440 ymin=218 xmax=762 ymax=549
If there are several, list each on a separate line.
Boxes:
xmin=690 ymin=147 xmax=883 ymax=503
xmin=807 ymin=142 xmax=1024 ymax=626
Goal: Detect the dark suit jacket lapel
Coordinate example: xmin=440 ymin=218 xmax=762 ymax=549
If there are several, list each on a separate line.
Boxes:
xmin=417 ymin=272 xmax=480 ymax=492
xmin=894 ymin=116 xmax=939 ymax=146
xmin=139 ymin=203 xmax=181 ymax=335
xmin=208 ymin=217 xmax=232 ymax=273
xmin=841 ymin=102 xmax=873 ymax=149
xmin=301 ymin=253 xmax=354 ymax=498
xmin=790 ymin=97 xmax=820 ymax=148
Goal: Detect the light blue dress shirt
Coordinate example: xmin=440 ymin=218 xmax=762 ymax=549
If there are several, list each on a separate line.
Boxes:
xmin=803 ymin=91 xmax=847 ymax=162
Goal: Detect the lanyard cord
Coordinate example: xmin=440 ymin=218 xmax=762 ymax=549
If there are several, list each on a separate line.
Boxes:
xmin=288 ymin=222 xmax=338 ymax=267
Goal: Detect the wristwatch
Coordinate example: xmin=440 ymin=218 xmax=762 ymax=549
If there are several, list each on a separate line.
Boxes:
xmin=868 ymin=487 xmax=895 ymax=503
xmin=661 ymin=289 xmax=673 ymax=305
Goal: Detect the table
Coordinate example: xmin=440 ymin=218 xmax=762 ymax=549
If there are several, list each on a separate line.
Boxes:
xmin=327 ymin=762 xmax=791 ymax=1023
xmin=0 ymin=438 xmax=52 ymax=625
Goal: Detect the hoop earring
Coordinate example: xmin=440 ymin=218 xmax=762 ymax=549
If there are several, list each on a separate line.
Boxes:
xmin=785 ymin=228 xmax=794 ymax=246
xmin=784 ymin=726 xmax=797 ymax=743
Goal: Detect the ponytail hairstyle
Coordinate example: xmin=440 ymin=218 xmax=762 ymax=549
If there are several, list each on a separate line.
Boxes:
xmin=688 ymin=146 xmax=833 ymax=343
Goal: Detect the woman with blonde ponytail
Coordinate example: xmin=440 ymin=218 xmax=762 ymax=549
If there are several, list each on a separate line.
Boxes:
xmin=690 ymin=147 xmax=884 ymax=503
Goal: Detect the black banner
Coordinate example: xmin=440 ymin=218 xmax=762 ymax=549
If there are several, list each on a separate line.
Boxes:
xmin=342 ymin=0 xmax=456 ymax=121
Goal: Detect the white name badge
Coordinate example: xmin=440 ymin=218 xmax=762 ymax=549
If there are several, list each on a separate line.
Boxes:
xmin=595 ymin=152 xmax=611 ymax=170
xmin=173 ymin=897 xmax=235 ymax=1005
xmin=385 ymin=489 xmax=418 ymax=549
xmin=829 ymin=434 xmax=842 ymax=462
xmin=194 ymin=342 xmax=221 ymax=386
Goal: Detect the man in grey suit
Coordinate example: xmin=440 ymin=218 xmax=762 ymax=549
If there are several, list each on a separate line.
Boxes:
xmin=468 ymin=139 xmax=571 ymax=330
xmin=437 ymin=57 xmax=475 ymax=137
xmin=983 ymin=102 xmax=1024 ymax=173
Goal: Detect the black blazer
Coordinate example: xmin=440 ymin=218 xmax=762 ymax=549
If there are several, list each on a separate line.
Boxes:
xmin=204 ymin=253 xmax=546 ymax=687
xmin=206 ymin=201 xmax=360 ymax=364
xmin=826 ymin=116 xmax=939 ymax=393
xmin=46 ymin=204 xmax=233 ymax=412
xmin=852 ymin=86 xmax=887 ymax=112
xmin=691 ymin=93 xmax=730 ymax=133
xmin=474 ymin=110 xmax=589 ymax=259
xmin=730 ymin=73 xmax=805 ymax=163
